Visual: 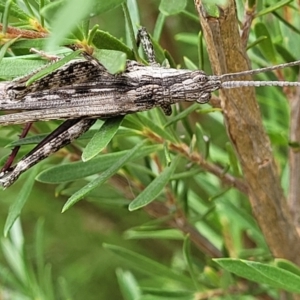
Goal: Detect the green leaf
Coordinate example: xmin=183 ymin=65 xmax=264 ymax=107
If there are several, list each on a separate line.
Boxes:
xmin=171 ymin=168 xmax=202 ymax=181
xmin=62 ymin=140 xmax=147 ymax=212
xmin=1 ymin=222 xmax=27 ymax=284
xmin=42 ymin=0 xmax=125 ymax=49
xmin=104 ymin=243 xmax=194 ymax=287
xmin=0 ymin=263 xmax=24 ymax=292
xmin=137 ymin=113 xmax=178 ymax=143
xmin=0 ymin=57 xmax=45 ymax=80
xmin=58 ymin=277 xmax=73 ymax=300
xmin=43 ymin=0 xmax=92 ymax=49
xmin=272 ymin=11 xmax=300 ymax=36
xmin=4 ymin=167 xmax=39 ymax=237
xmin=8 ymin=128 xmax=117 ymax=147
xmin=255 ymin=0 xmax=293 ymax=18
xmin=164 ymin=103 xmax=199 ymax=127
xmin=159 ymin=0 xmax=187 ymax=16
xmin=141 ymin=287 xmax=194 ymax=299
xmin=183 ymin=56 xmax=198 ymax=70
xmin=129 ymin=156 xmax=180 ymax=211
xmin=214 ymin=259 xmax=300 ymax=293
xmin=34 ymin=218 xmax=45 ymax=286
xmin=0 ymin=37 xmax=20 ymax=63
xmin=11 ymin=38 xmax=48 ymax=51
xmin=275 ymin=259 xmax=300 ymax=277
xmin=153 ymin=12 xmax=166 ymax=41
xmin=216 ymin=201 xmax=267 ymax=248
xmin=26 ymin=50 xmax=82 ymax=86
xmin=82 ymin=117 xmax=123 ymax=161
xmin=37 ymin=144 xmax=161 ymax=183
xmin=42 ymin=0 xmax=126 ymax=20
xmin=201 ymin=0 xmax=227 ymax=17
xmin=274 ymin=44 xmax=299 ymax=75
xmin=92 ymin=30 xmax=134 ymax=59
xmin=91 ymin=0 xmax=126 ymax=15
xmin=8 ymin=133 xmax=49 ymax=147
xmin=246 ymin=36 xmax=268 ymax=51
xmin=194 ymin=123 xmax=209 ymax=158
xmin=42 ymin=0 xmax=125 ymax=48
xmin=225 ymin=142 xmax=240 ymax=176
xmin=254 ymin=23 xmax=277 ymax=64
xmin=116 ymin=269 xmax=141 ymax=300
xmin=163 ymin=142 xmax=171 ymax=166
xmin=175 ymin=33 xmax=199 ymax=46
xmin=0 ymin=0 xmax=30 ymax=20
xmin=183 ymin=235 xmax=201 ymax=290
xmin=94 ymin=49 xmax=127 ymax=74
xmin=124 ymin=229 xmax=184 ymax=240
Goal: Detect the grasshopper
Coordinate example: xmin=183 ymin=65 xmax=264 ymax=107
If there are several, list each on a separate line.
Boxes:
xmin=0 ymin=27 xmax=300 ymax=188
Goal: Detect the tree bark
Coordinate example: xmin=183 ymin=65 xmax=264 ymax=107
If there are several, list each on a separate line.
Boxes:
xmin=289 ymin=83 xmax=300 ymax=231
xmin=194 ymin=0 xmax=300 ymax=265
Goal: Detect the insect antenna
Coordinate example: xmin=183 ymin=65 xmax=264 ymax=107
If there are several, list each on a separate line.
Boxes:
xmin=221 ymin=80 xmax=300 ymax=88
xmin=219 ymin=59 xmax=300 ymax=80
xmin=211 ymin=59 xmax=300 ymax=89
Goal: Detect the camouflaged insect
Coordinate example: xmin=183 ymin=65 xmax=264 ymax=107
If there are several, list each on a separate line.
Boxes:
xmin=1 ymin=27 xmax=300 ymax=188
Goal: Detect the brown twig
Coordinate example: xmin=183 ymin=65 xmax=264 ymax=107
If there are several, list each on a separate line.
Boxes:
xmin=240 ymin=1 xmax=256 ymax=48
xmin=108 ymin=175 xmax=222 ymax=258
xmin=144 ymin=201 xmax=223 ymax=257
xmin=144 ymin=130 xmax=249 ymax=195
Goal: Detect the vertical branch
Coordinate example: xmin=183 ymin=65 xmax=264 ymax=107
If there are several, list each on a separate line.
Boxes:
xmin=194 ymin=0 xmax=300 ymax=265
xmin=289 ymin=83 xmax=300 ymax=231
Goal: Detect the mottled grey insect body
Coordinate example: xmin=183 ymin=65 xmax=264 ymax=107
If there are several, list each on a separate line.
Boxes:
xmin=0 ymin=61 xmax=220 ymax=125
xmin=1 ymin=27 xmax=300 ymax=188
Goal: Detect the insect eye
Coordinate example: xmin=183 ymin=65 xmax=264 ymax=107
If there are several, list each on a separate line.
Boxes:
xmin=192 ymin=71 xmax=208 ymax=83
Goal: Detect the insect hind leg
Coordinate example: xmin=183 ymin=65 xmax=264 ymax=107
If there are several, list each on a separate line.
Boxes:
xmin=136 ymin=27 xmax=159 ymax=66
xmin=136 ymin=27 xmax=173 ymax=116
xmin=0 ymin=118 xmax=96 ymax=188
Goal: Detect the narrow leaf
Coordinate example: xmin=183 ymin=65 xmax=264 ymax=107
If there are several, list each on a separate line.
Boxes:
xmin=62 ymin=140 xmax=147 ymax=212
xmin=226 ymin=142 xmax=240 ymax=176
xmin=37 ymin=144 xmax=160 ymax=183
xmin=254 ymin=23 xmax=277 ymax=64
xmin=129 ymin=156 xmax=180 ymax=211
xmin=159 ymin=0 xmax=187 ymax=16
xmin=256 ymin=0 xmax=293 ymax=18
xmin=0 ymin=37 xmax=20 ymax=62
xmin=94 ymin=50 xmax=127 ymax=74
xmin=82 ymin=116 xmax=123 ymax=161
xmin=214 ymin=259 xmax=300 ymax=293
xmin=141 ymin=287 xmax=194 ymax=298
xmin=137 ymin=114 xmax=177 ymax=143
xmin=164 ymin=103 xmax=199 ymax=127
xmin=124 ymin=229 xmax=183 ymax=240
xmin=0 ymin=57 xmax=45 ymax=79
xmin=43 ymin=0 xmax=95 ymax=49
xmin=183 ymin=235 xmax=201 ymax=290
xmin=4 ymin=167 xmax=38 ymax=236
xmin=92 ymin=30 xmax=134 ymax=59
xmin=275 ymin=259 xmax=300 ymax=277
xmin=26 ymin=50 xmax=82 ymax=86
xmin=116 ymin=269 xmax=141 ymax=300
xmin=104 ymin=243 xmax=194 ymax=287
xmin=0 ymin=0 xmax=29 ymax=20
xmin=175 ymin=33 xmax=199 ymax=46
